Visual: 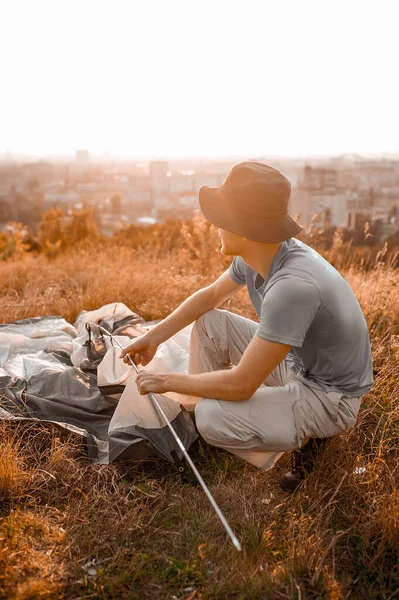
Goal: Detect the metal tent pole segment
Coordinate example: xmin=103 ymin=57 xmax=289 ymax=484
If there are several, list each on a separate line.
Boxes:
xmin=87 ymin=322 xmax=242 ymax=552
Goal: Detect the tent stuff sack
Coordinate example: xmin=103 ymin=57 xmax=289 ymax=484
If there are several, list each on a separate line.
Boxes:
xmin=0 ymin=302 xmax=198 ymax=464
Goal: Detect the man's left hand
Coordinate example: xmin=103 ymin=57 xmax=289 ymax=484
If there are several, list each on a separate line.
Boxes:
xmin=135 ymin=371 xmax=168 ymax=395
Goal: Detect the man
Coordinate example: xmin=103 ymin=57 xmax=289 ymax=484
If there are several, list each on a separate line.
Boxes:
xmin=120 ymin=162 xmax=373 ymax=491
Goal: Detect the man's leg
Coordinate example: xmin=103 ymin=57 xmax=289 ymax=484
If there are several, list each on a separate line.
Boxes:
xmin=189 ymin=308 xmax=290 ymax=386
xmin=194 ymin=381 xmax=306 ymax=469
xmin=189 ymin=309 xmax=291 ymax=467
xmin=279 ymin=392 xmax=362 ymax=491
xmin=189 ymin=309 xmax=360 ymax=478
xmin=195 ymin=380 xmax=361 ymax=474
xmin=279 ymin=437 xmax=330 ymax=492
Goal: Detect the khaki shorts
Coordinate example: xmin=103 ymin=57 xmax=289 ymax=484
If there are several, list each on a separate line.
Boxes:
xmin=189 ymin=309 xmax=361 ymax=470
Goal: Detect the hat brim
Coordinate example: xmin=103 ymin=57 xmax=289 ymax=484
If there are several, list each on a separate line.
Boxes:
xmin=199 ymin=186 xmax=303 ymax=243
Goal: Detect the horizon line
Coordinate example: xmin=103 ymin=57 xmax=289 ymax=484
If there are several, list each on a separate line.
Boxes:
xmin=1 ymin=151 xmax=399 ymax=164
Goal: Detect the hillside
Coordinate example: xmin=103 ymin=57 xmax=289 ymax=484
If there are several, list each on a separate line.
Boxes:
xmin=0 ymin=217 xmax=398 ymax=600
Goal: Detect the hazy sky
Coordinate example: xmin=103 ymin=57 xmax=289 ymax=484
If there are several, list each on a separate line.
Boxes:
xmin=1 ymin=0 xmax=398 ymax=158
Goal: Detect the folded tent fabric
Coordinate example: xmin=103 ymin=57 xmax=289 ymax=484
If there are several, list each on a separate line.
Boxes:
xmin=0 ymin=303 xmax=197 ymax=464
xmin=106 ymin=324 xmax=197 ymax=461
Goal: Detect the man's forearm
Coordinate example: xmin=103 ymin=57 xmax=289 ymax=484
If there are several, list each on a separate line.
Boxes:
xmin=164 ymin=370 xmax=248 ymax=402
xmin=147 ymin=287 xmax=216 ymax=344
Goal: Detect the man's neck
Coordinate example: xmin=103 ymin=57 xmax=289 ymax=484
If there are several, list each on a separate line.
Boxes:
xmin=240 ymin=241 xmax=282 ymax=280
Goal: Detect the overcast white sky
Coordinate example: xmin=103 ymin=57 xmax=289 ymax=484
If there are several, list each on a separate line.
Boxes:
xmin=1 ymin=0 xmax=398 ymax=159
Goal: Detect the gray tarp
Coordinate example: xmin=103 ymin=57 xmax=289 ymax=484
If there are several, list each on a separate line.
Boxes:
xmin=0 ymin=303 xmax=197 ymax=463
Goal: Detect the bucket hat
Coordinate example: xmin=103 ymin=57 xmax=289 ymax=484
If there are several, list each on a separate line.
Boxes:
xmin=199 ymin=161 xmax=303 ymax=243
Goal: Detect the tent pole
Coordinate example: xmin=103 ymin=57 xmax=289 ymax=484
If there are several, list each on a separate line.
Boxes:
xmin=87 ymin=322 xmax=242 ymax=552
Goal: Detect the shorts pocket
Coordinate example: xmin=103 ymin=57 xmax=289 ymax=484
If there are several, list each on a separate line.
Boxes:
xmin=293 ymin=397 xmax=344 ymax=447
xmin=335 ymin=396 xmax=361 ymax=431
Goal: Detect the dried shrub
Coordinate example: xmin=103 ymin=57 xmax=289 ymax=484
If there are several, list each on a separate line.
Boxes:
xmin=0 ymin=223 xmax=31 ymax=260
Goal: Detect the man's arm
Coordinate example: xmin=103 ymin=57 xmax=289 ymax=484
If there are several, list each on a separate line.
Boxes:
xmin=120 ymin=269 xmax=244 ymax=366
xmin=147 ymin=270 xmax=244 ymax=345
xmin=136 ymin=335 xmax=291 ymax=401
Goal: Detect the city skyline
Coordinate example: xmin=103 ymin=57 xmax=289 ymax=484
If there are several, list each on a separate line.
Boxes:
xmin=2 ymin=0 xmax=398 ymax=158
xmin=2 ymin=150 xmax=399 ymax=164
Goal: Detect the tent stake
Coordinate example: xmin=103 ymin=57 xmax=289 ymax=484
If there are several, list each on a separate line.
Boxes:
xmin=87 ymin=322 xmax=242 ymax=552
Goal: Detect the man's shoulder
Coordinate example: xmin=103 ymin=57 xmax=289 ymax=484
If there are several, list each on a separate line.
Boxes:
xmin=277 ymin=238 xmax=342 ymax=284
xmin=266 ymin=272 xmax=321 ymax=299
xmin=266 ymin=242 xmax=323 ymax=299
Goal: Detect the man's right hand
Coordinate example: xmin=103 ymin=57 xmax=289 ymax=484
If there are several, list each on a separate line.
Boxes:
xmin=119 ymin=333 xmax=159 ymax=367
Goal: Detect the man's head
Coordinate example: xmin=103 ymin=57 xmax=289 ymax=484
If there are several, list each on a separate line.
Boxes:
xmin=217 ymin=226 xmax=281 ymax=259
xmin=199 ymin=161 xmax=302 ymax=243
xmin=217 ymin=227 xmax=246 ymax=256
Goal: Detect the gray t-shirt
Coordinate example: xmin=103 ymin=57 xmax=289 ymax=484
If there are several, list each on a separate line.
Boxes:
xmin=229 ymin=238 xmax=373 ymax=397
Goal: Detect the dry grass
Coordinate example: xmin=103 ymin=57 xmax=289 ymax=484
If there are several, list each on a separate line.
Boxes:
xmin=0 ymin=217 xmax=398 ymax=599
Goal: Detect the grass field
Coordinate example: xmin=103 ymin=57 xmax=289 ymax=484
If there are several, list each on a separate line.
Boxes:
xmin=0 ymin=217 xmax=398 ymax=599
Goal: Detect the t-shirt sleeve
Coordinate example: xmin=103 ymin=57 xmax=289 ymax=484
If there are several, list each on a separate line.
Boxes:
xmin=229 ymin=256 xmax=246 ymax=285
xmin=256 ymin=278 xmax=321 ymax=347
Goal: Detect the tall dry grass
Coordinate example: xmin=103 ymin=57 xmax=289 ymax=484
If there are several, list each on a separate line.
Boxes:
xmin=0 ymin=215 xmax=398 ymax=599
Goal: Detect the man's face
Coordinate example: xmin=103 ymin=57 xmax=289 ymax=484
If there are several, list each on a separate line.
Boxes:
xmin=217 ymin=228 xmax=245 ymax=256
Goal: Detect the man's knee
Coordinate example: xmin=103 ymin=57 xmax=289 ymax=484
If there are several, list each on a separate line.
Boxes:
xmin=194 ymin=309 xmax=225 ymax=335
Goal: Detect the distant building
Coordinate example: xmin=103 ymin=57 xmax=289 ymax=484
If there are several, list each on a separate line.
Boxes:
xmin=346 ymin=190 xmax=374 ymax=231
xmin=148 ymin=166 xmax=227 ymax=212
xmin=150 ymin=160 xmax=169 ymax=210
xmin=75 ymin=149 xmax=90 ymax=165
xmin=290 ymin=166 xmax=349 ymax=228
xmin=346 ymin=188 xmax=399 ymax=240
xmin=43 ymin=190 xmax=80 ymax=204
xmin=122 ymin=176 xmax=153 ymax=220
xmin=168 ymin=174 xmax=194 ymax=194
xmin=193 ymin=172 xmax=225 ymax=192
xmin=152 ymin=190 xmax=199 ymax=222
xmin=168 ymin=190 xmax=198 ymax=208
xmin=128 ymin=177 xmax=152 ymax=204
xmin=290 ymin=163 xmax=399 ymax=241
xmin=357 ymin=160 xmax=399 ymax=188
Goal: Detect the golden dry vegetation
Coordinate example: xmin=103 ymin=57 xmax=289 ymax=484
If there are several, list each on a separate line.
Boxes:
xmin=0 ymin=213 xmax=398 ymax=599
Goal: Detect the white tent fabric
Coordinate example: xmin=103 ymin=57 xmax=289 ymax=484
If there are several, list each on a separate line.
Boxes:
xmin=0 ymin=303 xmax=198 ymax=463
xmin=108 ymin=324 xmax=193 ymax=432
xmin=70 ymin=302 xmax=137 ymax=366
